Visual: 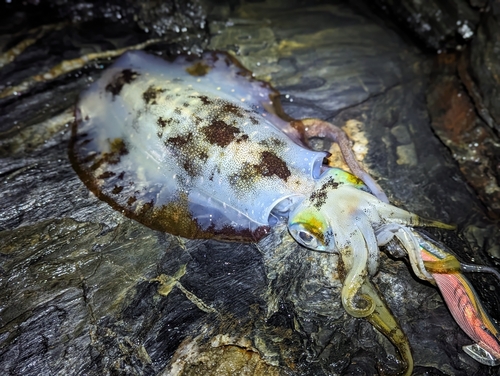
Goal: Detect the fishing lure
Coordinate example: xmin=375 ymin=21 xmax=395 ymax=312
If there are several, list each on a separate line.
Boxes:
xmin=70 ymin=50 xmax=500 ymax=375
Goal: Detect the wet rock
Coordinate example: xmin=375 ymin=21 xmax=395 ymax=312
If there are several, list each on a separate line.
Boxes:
xmin=468 ymin=8 xmax=500 ymax=134
xmin=427 ymin=54 xmax=500 ymax=219
xmin=360 ymin=0 xmax=481 ymax=51
xmin=0 ymin=1 xmax=499 ymax=375
xmin=0 ymin=0 xmax=207 ymax=37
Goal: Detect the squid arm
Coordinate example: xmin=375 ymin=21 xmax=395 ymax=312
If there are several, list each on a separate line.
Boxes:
xmin=360 ymin=281 xmax=414 ymax=376
xmin=298 ymin=118 xmax=389 ymax=204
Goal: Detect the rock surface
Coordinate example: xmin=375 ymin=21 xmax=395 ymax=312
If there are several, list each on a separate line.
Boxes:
xmin=0 ymin=1 xmax=499 ymax=375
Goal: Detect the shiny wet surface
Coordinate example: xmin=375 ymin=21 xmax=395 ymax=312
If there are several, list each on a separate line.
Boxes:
xmin=1 ymin=1 xmax=499 ymax=375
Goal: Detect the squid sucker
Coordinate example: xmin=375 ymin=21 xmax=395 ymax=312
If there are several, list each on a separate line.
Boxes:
xmin=69 ymin=50 xmax=500 ymax=375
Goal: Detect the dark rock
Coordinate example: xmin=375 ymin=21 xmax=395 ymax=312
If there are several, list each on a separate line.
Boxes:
xmin=427 ymin=53 xmax=500 ymax=219
xmin=0 ymin=1 xmax=499 ymax=375
xmin=469 ymin=9 xmax=500 ymax=134
xmin=0 ymin=0 xmax=207 ymax=37
xmin=359 ymin=0 xmax=481 ymax=51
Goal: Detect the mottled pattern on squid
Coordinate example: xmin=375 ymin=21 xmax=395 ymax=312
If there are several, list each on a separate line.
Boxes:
xmin=70 ymin=51 xmax=327 ymax=240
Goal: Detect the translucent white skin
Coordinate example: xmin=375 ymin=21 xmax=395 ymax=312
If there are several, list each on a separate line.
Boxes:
xmin=72 ymin=51 xmax=327 ymax=239
xmin=288 ymin=168 xmax=452 ymax=318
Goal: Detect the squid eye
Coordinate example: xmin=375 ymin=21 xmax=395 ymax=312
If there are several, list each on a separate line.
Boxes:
xmin=288 ymin=221 xmax=327 ymax=251
xmin=289 ymin=226 xmax=319 ymax=249
xmin=299 ymin=231 xmax=314 ymax=243
xmin=297 ymin=230 xmax=318 ymax=249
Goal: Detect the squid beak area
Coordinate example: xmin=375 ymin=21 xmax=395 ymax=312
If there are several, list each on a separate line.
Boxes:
xmin=359 ymin=282 xmax=414 ymax=376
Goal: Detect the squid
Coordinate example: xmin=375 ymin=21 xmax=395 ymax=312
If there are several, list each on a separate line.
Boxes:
xmin=69 ymin=50 xmax=500 ymax=375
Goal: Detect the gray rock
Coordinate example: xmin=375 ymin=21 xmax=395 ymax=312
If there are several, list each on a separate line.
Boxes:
xmin=0 ymin=1 xmax=498 ymax=375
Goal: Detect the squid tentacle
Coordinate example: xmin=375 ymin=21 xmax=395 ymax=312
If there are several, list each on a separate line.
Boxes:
xmin=460 ymin=264 xmax=500 ymax=280
xmin=395 ymin=226 xmax=434 ymax=281
xmin=355 ymin=191 xmax=457 ymax=282
xmin=299 ymin=118 xmax=389 ymax=203
xmin=364 ymin=221 xmax=381 ymax=278
xmin=415 ymin=230 xmax=500 ymax=281
xmin=375 ymin=223 xmax=434 ymax=281
xmin=360 ymin=281 xmax=413 ymax=376
xmin=340 ymin=226 xmax=376 ymax=318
